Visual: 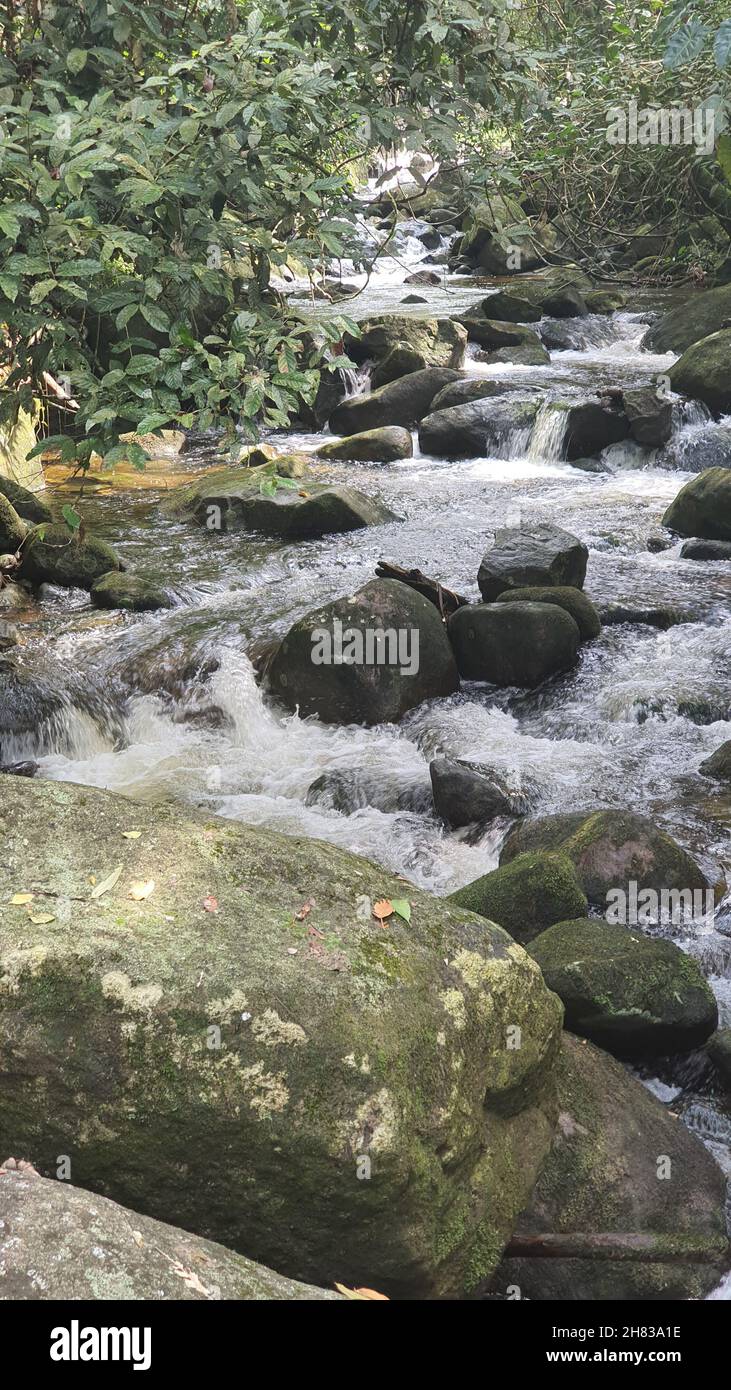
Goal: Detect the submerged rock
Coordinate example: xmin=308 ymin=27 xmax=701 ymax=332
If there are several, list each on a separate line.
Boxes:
xmin=328 ymin=367 xmax=462 ymax=434
xmin=268 ymin=578 xmax=459 ymax=726
xmin=429 ymin=758 xmax=522 ymax=828
xmin=19 ymin=525 xmax=121 ymax=590
xmin=418 ymin=399 xmax=538 ymax=459
xmin=662 ymin=467 xmax=731 ymax=542
xmin=305 ymin=767 xmax=432 ymax=816
xmin=0 ymin=1167 xmax=341 ymax=1300
xmin=0 ymin=774 xmax=563 ymax=1299
xmin=450 ymin=851 xmax=588 ymax=944
xmin=495 ymin=585 xmax=601 ymax=641
xmin=448 ymin=601 xmax=580 ymax=688
xmin=90 ymin=572 xmax=173 ymax=613
xmin=500 ymin=809 xmax=709 ymax=909
xmin=316 ymin=427 xmax=413 ymax=463
xmin=477 ymin=524 xmax=589 ymax=601
xmin=495 ymin=1034 xmax=728 ymax=1300
xmin=529 ymin=917 xmax=718 ymax=1058
xmin=168 ymin=468 xmax=397 ymax=539
xmin=669 ymin=329 xmax=731 ymax=416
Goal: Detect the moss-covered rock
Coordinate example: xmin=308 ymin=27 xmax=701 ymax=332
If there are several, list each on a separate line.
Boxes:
xmin=643 ymin=281 xmax=731 ymax=354
xmin=370 ymin=344 xmax=428 ymax=389
xmin=345 ymin=316 xmax=466 ymax=370
xmin=669 ymin=329 xmax=731 ymax=416
xmin=495 ymin=1034 xmax=728 ymax=1300
xmin=0 ymin=1167 xmax=342 ymax=1301
xmin=495 ymin=586 xmax=601 ymax=641
xmin=450 ymin=852 xmax=588 ymax=945
xmin=448 ymin=601 xmax=581 ymax=688
xmin=0 ymin=775 xmax=563 ymax=1298
xmin=0 ymin=494 xmax=26 ymax=554
xmin=268 ymin=579 xmax=459 ymax=725
xmin=528 ymin=917 xmax=718 ymax=1057
xmin=0 ymin=477 xmax=52 ymax=524
xmin=166 ymin=468 xmax=397 ymax=539
xmin=584 ymin=290 xmax=627 ymax=313
xmin=328 ymin=367 xmax=462 ymax=434
xmin=478 ymin=524 xmax=588 ymax=601
xmin=19 ymin=525 xmax=121 ymax=590
xmin=662 ymin=467 xmax=731 ymax=542
xmin=500 ymin=809 xmax=709 ymax=908
xmin=316 ymin=427 xmax=413 ymax=463
xmin=90 ymin=572 xmax=173 ymax=613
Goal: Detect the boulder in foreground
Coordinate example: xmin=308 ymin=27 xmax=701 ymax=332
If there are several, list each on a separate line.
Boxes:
xmin=328 ymin=367 xmax=462 ymax=434
xmin=0 ymin=774 xmax=562 ymax=1298
xmin=168 ymin=468 xmax=397 ymax=539
xmin=0 ymin=1166 xmax=341 ymax=1301
xmin=495 ymin=1034 xmax=728 ymax=1300
xmin=19 ymin=525 xmax=121 ymax=589
xmin=448 ymin=601 xmax=581 ymax=688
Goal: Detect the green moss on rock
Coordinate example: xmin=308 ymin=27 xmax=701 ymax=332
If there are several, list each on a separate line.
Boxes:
xmin=449 ymin=851 xmax=588 ymax=945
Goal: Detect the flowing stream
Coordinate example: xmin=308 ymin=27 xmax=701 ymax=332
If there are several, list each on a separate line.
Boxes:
xmin=5 ymin=230 xmax=731 ymax=1284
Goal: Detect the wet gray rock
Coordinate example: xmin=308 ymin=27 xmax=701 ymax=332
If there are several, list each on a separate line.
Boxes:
xmin=429 ymin=758 xmax=523 ymax=828
xmin=663 ymin=467 xmax=731 ymax=542
xmin=699 ymin=740 xmax=731 ymax=781
xmin=370 ymin=345 xmax=427 ymax=388
xmin=680 ymin=538 xmax=731 ymax=560
xmin=448 ymin=601 xmax=580 ymax=688
xmin=91 ymin=572 xmax=173 ymax=612
xmin=268 ymin=578 xmax=459 ymax=725
xmin=477 ymin=523 xmax=588 ymax=601
xmin=643 ymin=281 xmax=731 ymax=354
xmin=622 ymin=387 xmax=673 ymax=447
xmin=328 ymin=367 xmax=462 ymax=434
xmin=306 ymin=767 xmax=432 ymax=815
xmin=564 ymin=399 xmax=630 ymax=459
xmin=494 ymin=585 xmax=601 ymax=640
xmin=316 ymin=426 xmax=413 ymax=463
xmin=418 ymin=399 xmax=539 ymax=459
xmin=345 ymin=315 xmax=466 ymax=369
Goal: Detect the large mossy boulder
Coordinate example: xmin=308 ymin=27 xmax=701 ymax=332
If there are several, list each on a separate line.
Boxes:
xmin=0 ymin=494 xmax=26 ymax=554
xmin=345 ymin=316 xmax=466 ymax=370
xmin=460 ymin=199 xmax=558 ymax=275
xmin=668 ymin=329 xmax=731 ymax=416
xmin=0 ymin=775 xmax=564 ymax=1299
xmin=529 ymin=917 xmax=718 ymax=1058
xmin=643 ymin=281 xmax=731 ymax=354
xmin=500 ymin=809 xmax=709 ymax=908
xmin=316 ymin=427 xmax=413 ymax=463
xmin=662 ymin=467 xmax=731 ymax=542
xmin=0 ymin=1167 xmax=341 ymax=1301
xmin=167 ymin=468 xmax=397 ymax=539
xmin=479 ymin=291 xmax=542 ymax=323
xmin=495 ymin=586 xmax=600 ymax=641
xmin=448 ymin=601 xmax=580 ymax=688
xmin=707 ymin=1029 xmax=731 ymax=1088
xmin=477 ymin=524 xmax=588 ymax=601
xmin=327 ymin=367 xmax=462 ymax=435
xmin=19 ymin=525 xmax=121 ymax=590
xmin=268 ymin=578 xmax=459 ymax=725
xmin=495 ymin=1034 xmax=728 ymax=1300
xmin=418 ymin=399 xmax=538 ymax=460
xmin=450 ymin=851 xmax=588 ymax=945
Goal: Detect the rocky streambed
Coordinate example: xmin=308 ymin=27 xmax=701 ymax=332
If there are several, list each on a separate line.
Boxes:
xmin=1 ymin=231 xmax=731 ymax=1300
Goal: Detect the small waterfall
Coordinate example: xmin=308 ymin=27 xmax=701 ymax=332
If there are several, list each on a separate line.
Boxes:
xmin=527 ymin=401 xmax=567 ymax=461
xmin=340 ymin=364 xmax=370 ymax=398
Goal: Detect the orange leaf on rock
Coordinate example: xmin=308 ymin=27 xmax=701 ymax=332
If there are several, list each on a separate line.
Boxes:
xmin=202 ymin=895 xmax=218 ymax=913
xmin=372 ymin=899 xmax=393 ymax=923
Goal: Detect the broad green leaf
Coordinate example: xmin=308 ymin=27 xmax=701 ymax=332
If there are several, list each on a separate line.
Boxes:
xmin=67 ymin=49 xmax=88 ymax=76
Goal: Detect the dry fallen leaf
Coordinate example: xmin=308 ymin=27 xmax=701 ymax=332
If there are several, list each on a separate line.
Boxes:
xmin=122 ymin=830 xmax=142 ymax=840
xmin=128 ymin=879 xmax=155 ymax=901
xmin=171 ymin=1261 xmax=214 ymax=1297
xmin=294 ymin=900 xmax=312 ymax=921
xmin=10 ymin=893 xmax=33 ymax=906
xmin=202 ymin=895 xmax=218 ymax=913
xmin=28 ymin=912 xmax=55 ymax=925
xmin=334 ymin=1282 xmax=389 ymax=1301
xmin=90 ymin=864 xmax=123 ymax=899
xmin=372 ymin=899 xmax=393 ymax=924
